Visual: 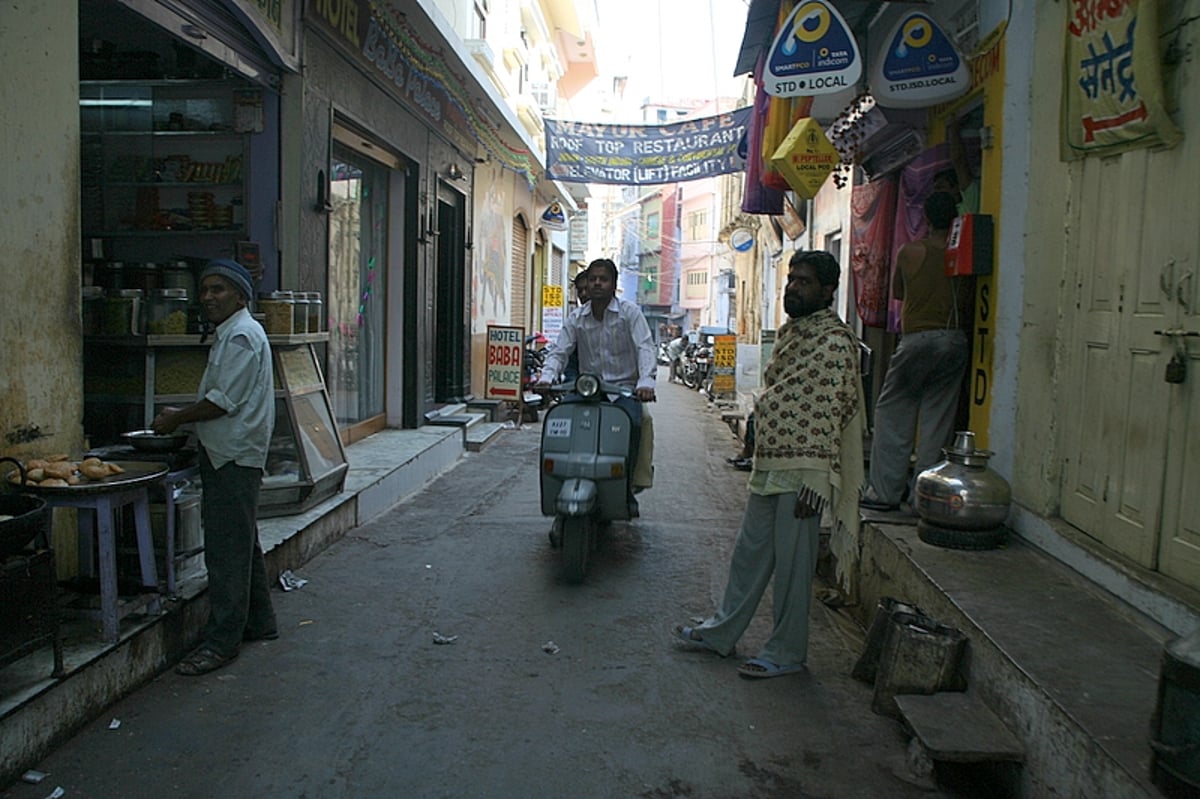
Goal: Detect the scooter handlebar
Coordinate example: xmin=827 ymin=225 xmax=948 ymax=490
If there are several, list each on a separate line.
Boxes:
xmin=540 ymin=374 xmax=635 ymax=400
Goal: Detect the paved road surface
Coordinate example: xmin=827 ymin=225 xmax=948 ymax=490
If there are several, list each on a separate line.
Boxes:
xmin=1 ymin=377 xmax=950 ymax=799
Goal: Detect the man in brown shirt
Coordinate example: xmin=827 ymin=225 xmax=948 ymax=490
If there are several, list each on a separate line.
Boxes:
xmin=861 ymin=192 xmax=970 ymax=512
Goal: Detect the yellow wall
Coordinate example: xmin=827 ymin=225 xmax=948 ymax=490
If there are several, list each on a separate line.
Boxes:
xmin=928 ymin=31 xmax=1007 ymax=448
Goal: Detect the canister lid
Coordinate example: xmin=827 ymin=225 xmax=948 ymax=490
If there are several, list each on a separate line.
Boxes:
xmin=260 ymin=291 xmax=293 ymax=301
xmin=114 ymin=289 xmax=144 ymax=298
xmin=152 ymin=288 xmax=188 ymax=299
xmin=82 ymin=285 xmax=105 ymax=299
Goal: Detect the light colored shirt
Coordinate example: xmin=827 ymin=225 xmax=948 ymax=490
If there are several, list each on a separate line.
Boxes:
xmin=540 ymin=297 xmax=657 ymax=391
xmin=196 ymin=307 xmax=275 ymax=470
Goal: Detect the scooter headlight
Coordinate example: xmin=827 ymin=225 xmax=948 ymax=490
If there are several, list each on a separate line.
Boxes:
xmin=576 ymin=374 xmax=600 ymax=398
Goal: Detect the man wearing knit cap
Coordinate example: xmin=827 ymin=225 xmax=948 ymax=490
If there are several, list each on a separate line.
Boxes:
xmin=153 ymin=258 xmax=278 ymax=675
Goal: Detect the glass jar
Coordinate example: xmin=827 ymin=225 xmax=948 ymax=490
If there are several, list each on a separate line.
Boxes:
xmin=292 ymin=292 xmax=309 ymax=334
xmin=305 ymin=292 xmax=323 ymax=333
xmin=162 ymin=261 xmax=194 ymax=295
xmin=103 ymin=288 xmax=143 ymax=335
xmin=82 ymin=286 xmax=105 ymax=335
xmin=257 ymin=291 xmax=293 ymax=335
xmin=147 ymin=288 xmax=189 ymax=334
xmin=100 ymin=261 xmax=126 ymax=291
xmin=137 ymin=262 xmax=161 ymax=291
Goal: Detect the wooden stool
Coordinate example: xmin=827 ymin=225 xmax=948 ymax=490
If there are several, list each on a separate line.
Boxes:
xmin=46 ymin=484 xmax=162 ymax=643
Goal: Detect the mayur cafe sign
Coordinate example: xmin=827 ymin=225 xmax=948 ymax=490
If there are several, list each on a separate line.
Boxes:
xmin=545 ymin=108 xmax=751 ymax=186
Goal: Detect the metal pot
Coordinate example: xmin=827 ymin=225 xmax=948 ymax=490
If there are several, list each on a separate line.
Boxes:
xmin=914 ymin=431 xmax=1012 ymax=532
xmin=122 ymin=429 xmax=190 ymax=453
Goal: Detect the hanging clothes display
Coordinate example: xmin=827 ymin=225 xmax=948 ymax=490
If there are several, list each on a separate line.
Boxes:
xmin=850 ymin=177 xmax=897 ymax=329
xmin=742 ymin=54 xmax=785 ymax=216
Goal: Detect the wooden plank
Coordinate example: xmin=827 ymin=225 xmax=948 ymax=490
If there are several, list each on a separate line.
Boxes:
xmin=896 ymin=692 xmax=1024 ymax=763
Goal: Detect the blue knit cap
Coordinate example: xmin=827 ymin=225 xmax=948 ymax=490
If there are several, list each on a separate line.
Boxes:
xmin=199 ymin=258 xmax=254 ymax=301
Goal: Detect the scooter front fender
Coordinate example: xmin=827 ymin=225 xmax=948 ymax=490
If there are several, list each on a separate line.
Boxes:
xmin=556 ymin=477 xmax=599 ymax=517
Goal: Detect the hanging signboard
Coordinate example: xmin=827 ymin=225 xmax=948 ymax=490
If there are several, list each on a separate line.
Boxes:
xmin=541 ymin=202 xmax=567 ymax=231
xmin=764 ymin=1 xmax=861 ymax=97
xmin=1061 ymin=0 xmax=1181 ymax=159
xmin=869 ymin=12 xmax=970 ymax=108
xmin=729 ymin=228 xmax=755 ymax=253
xmin=541 ymin=285 xmax=564 ymax=341
xmin=712 ymin=335 xmax=737 ymax=396
xmin=770 ymin=117 xmax=840 ymax=198
xmin=545 ymin=107 xmax=752 ymax=185
xmin=485 ymin=325 xmax=524 ymax=400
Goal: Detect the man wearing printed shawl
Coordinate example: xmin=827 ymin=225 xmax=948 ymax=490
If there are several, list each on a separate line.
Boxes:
xmin=674 ymin=250 xmax=864 ymax=678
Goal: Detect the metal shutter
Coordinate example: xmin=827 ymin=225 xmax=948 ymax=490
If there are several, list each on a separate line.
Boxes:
xmin=511 ymin=216 xmax=528 ymax=328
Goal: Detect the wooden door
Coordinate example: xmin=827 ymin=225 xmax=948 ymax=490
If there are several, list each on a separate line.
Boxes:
xmin=1060 ymin=121 xmax=1200 ymax=590
xmin=1061 ymin=151 xmax=1169 ymax=567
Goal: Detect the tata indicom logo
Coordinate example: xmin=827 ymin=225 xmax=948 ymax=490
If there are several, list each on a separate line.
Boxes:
xmin=870 ymin=11 xmax=970 ymax=108
xmin=765 ymin=0 xmax=861 ymax=97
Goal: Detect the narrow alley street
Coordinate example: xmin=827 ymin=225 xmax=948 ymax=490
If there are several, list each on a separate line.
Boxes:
xmin=1 ymin=379 xmax=948 ymax=799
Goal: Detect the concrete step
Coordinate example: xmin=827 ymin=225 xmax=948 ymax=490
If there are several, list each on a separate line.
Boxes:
xmin=425 ymin=411 xmax=485 ymax=429
xmin=464 ymin=398 xmax=504 ymax=422
xmin=425 ymin=403 xmax=468 ymax=421
xmin=465 ymin=421 xmax=506 ymax=452
xmin=896 ymin=691 xmax=1024 ymax=764
xmin=858 ymin=521 xmax=1171 ymax=798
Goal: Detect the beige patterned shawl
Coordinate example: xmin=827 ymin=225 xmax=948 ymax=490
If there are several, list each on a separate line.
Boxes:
xmin=754 ymin=308 xmax=865 ymax=590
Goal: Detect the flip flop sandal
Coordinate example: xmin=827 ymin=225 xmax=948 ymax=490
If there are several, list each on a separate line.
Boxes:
xmin=737 ymin=657 xmax=806 ymax=679
xmin=175 ymin=646 xmax=238 ymax=676
xmin=672 ymin=624 xmax=733 ymax=657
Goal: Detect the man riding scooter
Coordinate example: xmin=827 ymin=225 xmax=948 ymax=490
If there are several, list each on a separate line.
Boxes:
xmin=537 ymin=258 xmax=657 ymax=518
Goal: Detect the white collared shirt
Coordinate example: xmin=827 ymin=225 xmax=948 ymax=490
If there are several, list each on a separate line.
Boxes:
xmin=540 ymin=298 xmax=657 ymax=391
xmin=195 ymin=307 xmax=274 ymax=470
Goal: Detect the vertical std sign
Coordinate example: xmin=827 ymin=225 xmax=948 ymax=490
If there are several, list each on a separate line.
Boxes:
xmin=485 ymin=325 xmax=525 ymax=400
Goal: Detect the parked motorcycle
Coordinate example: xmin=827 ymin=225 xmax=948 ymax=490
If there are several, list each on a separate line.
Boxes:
xmin=522 ymin=333 xmax=549 ymax=420
xmin=680 ymin=341 xmax=711 ymax=389
xmin=539 ymin=374 xmax=637 ymax=583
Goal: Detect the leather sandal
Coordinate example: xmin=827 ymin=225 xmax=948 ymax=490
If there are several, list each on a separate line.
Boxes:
xmin=175 ymin=646 xmax=238 ymax=676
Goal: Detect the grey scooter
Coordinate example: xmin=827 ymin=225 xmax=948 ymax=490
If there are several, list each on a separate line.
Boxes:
xmin=539 ymin=374 xmax=637 ymax=583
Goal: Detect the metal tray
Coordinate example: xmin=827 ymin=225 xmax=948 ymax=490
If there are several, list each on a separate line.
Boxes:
xmin=7 ymin=461 xmax=168 ymax=494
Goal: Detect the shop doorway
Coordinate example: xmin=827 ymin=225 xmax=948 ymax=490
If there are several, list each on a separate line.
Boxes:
xmin=434 ymin=182 xmax=468 ymax=401
xmin=328 ymin=129 xmax=404 ymax=444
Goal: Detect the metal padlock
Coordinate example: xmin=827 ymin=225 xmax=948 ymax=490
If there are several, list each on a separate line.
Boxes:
xmin=1165 ymin=353 xmax=1187 ymax=384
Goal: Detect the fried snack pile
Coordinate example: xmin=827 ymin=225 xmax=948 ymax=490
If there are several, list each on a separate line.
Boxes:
xmin=7 ymin=455 xmax=126 ymax=488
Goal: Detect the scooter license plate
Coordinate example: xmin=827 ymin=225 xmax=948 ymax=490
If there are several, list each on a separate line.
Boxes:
xmin=545 ymin=418 xmax=572 ymax=438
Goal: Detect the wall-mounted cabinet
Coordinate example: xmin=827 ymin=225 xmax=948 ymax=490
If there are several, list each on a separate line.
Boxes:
xmin=81 ymin=80 xmax=260 ymax=280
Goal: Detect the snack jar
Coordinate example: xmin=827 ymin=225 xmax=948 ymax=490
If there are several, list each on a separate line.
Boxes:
xmin=147 ymin=288 xmax=189 ymax=334
xmin=257 ymin=291 xmax=293 ymax=335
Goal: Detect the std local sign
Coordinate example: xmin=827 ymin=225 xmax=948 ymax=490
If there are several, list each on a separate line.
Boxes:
xmin=765 ymin=1 xmax=861 ymax=97
xmin=485 ymin=325 xmax=524 ymax=400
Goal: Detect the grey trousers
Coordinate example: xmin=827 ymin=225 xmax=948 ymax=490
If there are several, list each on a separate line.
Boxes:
xmin=867 ymin=328 xmax=969 ymax=504
xmin=199 ymin=450 xmax=276 ymax=657
xmin=696 ymin=492 xmax=820 ymax=667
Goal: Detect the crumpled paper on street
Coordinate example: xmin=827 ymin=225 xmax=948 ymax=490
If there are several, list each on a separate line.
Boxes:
xmin=279 ymin=569 xmax=308 ymax=591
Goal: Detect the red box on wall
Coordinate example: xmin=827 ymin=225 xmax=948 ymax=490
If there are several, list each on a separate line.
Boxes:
xmin=945 ymin=214 xmax=994 ymax=277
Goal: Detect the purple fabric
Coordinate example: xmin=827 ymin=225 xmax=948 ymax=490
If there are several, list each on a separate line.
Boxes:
xmin=741 ymin=55 xmax=785 ymax=216
xmin=887 ymin=143 xmax=953 ymax=332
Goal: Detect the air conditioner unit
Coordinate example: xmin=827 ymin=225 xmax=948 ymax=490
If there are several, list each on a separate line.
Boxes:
xmin=530 ymin=81 xmax=556 ymax=114
xmin=860 ymin=127 xmax=926 ymax=182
